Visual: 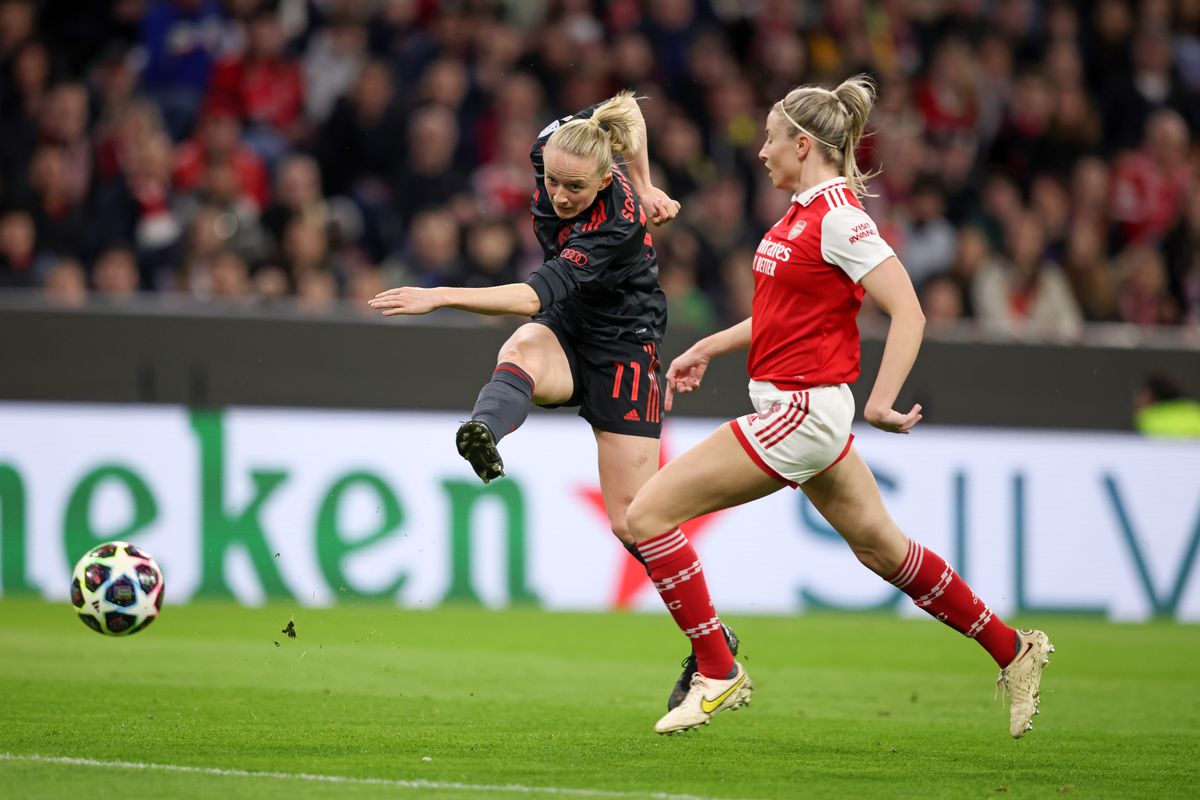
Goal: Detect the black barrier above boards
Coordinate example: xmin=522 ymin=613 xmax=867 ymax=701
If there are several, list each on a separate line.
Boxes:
xmin=1 ymin=300 xmax=1197 ymax=431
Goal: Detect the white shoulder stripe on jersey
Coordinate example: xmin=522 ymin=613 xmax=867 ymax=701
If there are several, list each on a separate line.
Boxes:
xmin=820 ymin=186 xmax=849 ymax=208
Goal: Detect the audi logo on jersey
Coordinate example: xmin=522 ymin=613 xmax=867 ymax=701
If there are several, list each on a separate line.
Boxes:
xmin=560 ymin=248 xmax=588 ymax=266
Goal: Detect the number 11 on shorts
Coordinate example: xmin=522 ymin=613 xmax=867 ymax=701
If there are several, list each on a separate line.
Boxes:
xmin=612 ymin=361 xmax=642 ymax=401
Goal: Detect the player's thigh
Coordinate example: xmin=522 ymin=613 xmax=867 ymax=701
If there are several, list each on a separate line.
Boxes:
xmin=593 ymin=429 xmax=660 ymax=543
xmin=800 ymin=447 xmax=906 ymax=563
xmin=496 ymin=323 xmax=573 ymax=404
xmin=626 ymin=423 xmax=782 ymax=541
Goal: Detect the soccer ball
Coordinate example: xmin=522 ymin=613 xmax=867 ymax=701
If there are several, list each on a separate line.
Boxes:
xmin=70 ymin=541 xmax=164 ymax=635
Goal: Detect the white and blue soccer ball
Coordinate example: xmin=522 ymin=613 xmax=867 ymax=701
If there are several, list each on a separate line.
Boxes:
xmin=70 ymin=541 xmax=164 ymax=635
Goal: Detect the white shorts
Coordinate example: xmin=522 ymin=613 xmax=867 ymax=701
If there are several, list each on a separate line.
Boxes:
xmin=729 ymin=381 xmax=855 ymax=488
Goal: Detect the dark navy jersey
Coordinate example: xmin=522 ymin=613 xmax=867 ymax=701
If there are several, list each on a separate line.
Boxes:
xmin=525 ymin=102 xmax=667 ymax=343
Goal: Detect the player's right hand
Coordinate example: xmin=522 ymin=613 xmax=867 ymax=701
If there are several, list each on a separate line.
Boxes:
xmin=368 ymin=287 xmax=442 ymax=316
xmin=641 ymin=185 xmax=681 ymax=226
xmin=664 ymin=350 xmax=710 ymax=411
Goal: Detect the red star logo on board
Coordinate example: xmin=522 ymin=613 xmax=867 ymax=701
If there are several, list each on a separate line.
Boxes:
xmin=576 ymin=426 xmax=728 ymax=609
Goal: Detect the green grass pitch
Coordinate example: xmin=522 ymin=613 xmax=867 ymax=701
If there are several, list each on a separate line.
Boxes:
xmin=1 ymin=599 xmax=1197 ymax=799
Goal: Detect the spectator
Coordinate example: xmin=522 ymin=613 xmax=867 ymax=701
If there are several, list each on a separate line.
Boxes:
xmin=296 ymin=267 xmax=336 ymax=313
xmin=302 ymin=14 xmax=367 ymax=124
xmin=1063 ymin=220 xmax=1119 ymax=323
xmin=41 ymin=256 xmax=86 ymax=306
xmin=1116 ymin=244 xmax=1180 ymax=326
xmin=279 ymin=215 xmax=329 ymax=284
xmin=472 ymin=121 xmax=537 ymax=217
xmin=251 ymin=261 xmax=289 ymax=303
xmin=207 ymin=1 xmax=305 ymax=167
xmin=92 ymin=245 xmax=140 ymax=301
xmin=1109 ymin=108 xmax=1192 ymax=246
xmin=899 ymin=176 xmax=956 ymax=289
xmin=987 ymin=69 xmax=1055 ymax=191
xmin=261 ymin=153 xmax=327 ymax=250
xmin=0 ymin=39 xmax=49 ymax=196
xmin=973 ymin=212 xmax=1084 ymax=340
xmin=0 ymin=207 xmax=48 ymax=287
xmin=946 ymin=225 xmax=993 ymax=319
xmin=173 ymin=105 xmax=270 ymax=212
xmin=460 ymin=216 xmax=519 ymax=289
xmin=391 ymin=103 xmax=471 ymax=228
xmin=658 ymin=228 xmax=717 ymax=333
xmin=1164 ymin=189 xmax=1200 ymax=321
xmin=314 ymin=59 xmax=404 ymax=199
xmin=654 ymin=112 xmax=711 ymax=202
xmin=209 ymin=248 xmax=250 ymax=302
xmin=138 ymin=0 xmax=233 ymax=140
xmin=36 ymin=81 xmax=91 ymax=204
xmin=28 ymin=144 xmax=90 ymax=257
xmin=919 ymin=273 xmax=966 ymax=332
xmin=384 ymin=207 xmax=463 ymax=289
xmin=1101 ymin=25 xmax=1200 ymax=152
xmin=684 ymin=173 xmax=754 ymax=303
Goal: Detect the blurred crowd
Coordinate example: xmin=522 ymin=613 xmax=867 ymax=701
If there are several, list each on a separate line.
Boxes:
xmin=0 ymin=0 xmax=1198 ymax=339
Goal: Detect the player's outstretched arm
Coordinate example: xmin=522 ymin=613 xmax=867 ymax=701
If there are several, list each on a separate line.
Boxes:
xmin=664 ymin=317 xmax=752 ymax=410
xmin=860 ymin=256 xmax=925 ymax=434
xmin=370 ymin=283 xmax=541 ymax=317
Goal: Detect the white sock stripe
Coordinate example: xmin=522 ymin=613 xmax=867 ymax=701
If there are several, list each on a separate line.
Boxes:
xmin=915 ymin=566 xmax=954 ymax=607
xmin=639 ymin=530 xmax=687 ymax=561
xmin=890 ymin=543 xmax=924 ymax=589
xmin=643 ymin=538 xmax=688 ymax=562
xmin=653 ymin=561 xmax=702 ymax=591
xmin=888 ymin=543 xmax=916 ymax=587
xmin=965 ymin=607 xmax=993 ymax=638
xmin=639 ymin=529 xmax=685 ymax=553
xmin=683 ymin=617 xmax=724 ymax=639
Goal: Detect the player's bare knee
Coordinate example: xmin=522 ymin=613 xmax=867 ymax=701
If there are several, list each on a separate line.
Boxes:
xmin=850 ymin=543 xmax=889 ymax=576
xmin=624 ymin=496 xmax=658 ymax=543
xmin=497 ymin=342 xmax=540 ymax=380
xmin=848 ymin=523 xmax=906 ymax=577
xmin=609 ymin=519 xmax=636 ymax=546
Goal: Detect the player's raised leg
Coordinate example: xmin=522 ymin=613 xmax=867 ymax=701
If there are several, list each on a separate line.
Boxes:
xmin=626 ymin=423 xmax=781 ymax=733
xmin=802 ymin=447 xmax=1053 ymax=738
xmin=459 ymin=323 xmax=574 ymax=483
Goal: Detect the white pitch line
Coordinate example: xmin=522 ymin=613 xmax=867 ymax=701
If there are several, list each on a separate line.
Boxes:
xmin=0 ymin=753 xmax=759 ymax=800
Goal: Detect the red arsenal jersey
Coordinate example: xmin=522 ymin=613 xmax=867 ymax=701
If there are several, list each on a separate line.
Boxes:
xmin=747 ymin=177 xmax=896 ymax=388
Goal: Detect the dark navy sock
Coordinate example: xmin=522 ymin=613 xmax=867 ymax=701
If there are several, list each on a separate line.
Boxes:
xmin=471 ymin=362 xmax=534 ymax=443
xmin=623 ymin=541 xmax=652 ymax=578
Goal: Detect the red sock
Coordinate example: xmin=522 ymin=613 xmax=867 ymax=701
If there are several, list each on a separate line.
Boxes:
xmin=637 ymin=529 xmax=734 ymax=679
xmin=887 ymin=539 xmax=1017 ymax=668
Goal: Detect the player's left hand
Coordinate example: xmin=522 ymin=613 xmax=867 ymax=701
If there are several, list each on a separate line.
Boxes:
xmin=369 ymin=287 xmax=443 ymax=316
xmin=641 ymin=185 xmax=681 ymax=226
xmin=865 ymin=403 xmax=923 ymax=434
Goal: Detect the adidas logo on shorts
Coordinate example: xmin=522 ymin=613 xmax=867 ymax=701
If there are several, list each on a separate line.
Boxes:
xmin=624 ymin=409 xmax=641 ymax=422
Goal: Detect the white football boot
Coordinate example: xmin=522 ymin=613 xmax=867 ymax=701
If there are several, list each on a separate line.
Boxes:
xmin=996 ymin=628 xmax=1054 ymax=738
xmin=655 ymin=661 xmax=752 ymax=735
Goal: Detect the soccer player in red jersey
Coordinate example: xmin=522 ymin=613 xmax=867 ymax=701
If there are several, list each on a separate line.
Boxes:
xmin=371 ymin=92 xmax=738 ymax=705
xmin=624 ymin=76 xmax=1053 ymax=737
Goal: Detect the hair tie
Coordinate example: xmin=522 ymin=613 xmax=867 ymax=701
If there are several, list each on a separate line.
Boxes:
xmin=597 ymin=120 xmax=610 ymax=133
xmin=777 ymin=103 xmax=839 ymax=151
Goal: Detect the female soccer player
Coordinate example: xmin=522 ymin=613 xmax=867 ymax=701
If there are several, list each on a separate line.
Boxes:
xmin=370 ymin=92 xmax=736 ymax=706
xmin=624 ymin=76 xmax=1053 ymax=737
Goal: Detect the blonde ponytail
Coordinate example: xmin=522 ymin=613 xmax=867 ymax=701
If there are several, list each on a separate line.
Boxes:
xmin=546 ymin=90 xmax=645 ymax=179
xmin=775 ymin=74 xmax=880 ymax=197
